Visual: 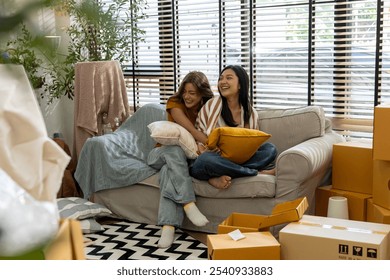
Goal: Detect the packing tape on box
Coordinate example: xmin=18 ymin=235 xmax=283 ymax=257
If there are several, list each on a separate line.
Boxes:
xmin=296 ymin=221 xmax=388 ymax=235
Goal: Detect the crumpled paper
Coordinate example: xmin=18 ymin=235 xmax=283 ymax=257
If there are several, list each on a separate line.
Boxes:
xmin=0 ymin=64 xmax=70 ymax=256
xmin=0 ymin=65 xmax=70 ymax=202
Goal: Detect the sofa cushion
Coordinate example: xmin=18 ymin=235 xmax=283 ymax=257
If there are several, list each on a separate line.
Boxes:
xmin=192 ymin=175 xmax=276 ymax=199
xmin=207 ymin=127 xmax=271 ymax=164
xmin=147 ymin=120 xmax=198 ymax=159
xmin=137 ymin=173 xmax=276 ymax=199
xmin=257 ymin=106 xmax=325 ymax=155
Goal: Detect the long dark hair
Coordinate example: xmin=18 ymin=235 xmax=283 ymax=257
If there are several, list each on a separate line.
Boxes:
xmin=171 ymin=71 xmax=214 ymax=111
xmin=218 ymin=65 xmax=252 ymax=127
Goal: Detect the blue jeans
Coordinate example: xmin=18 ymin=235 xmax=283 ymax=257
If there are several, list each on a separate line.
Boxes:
xmin=190 ymin=142 xmax=277 ymax=180
xmin=147 ymin=145 xmax=195 ymax=227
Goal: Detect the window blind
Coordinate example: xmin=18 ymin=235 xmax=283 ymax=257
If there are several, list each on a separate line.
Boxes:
xmin=105 ymin=0 xmax=390 ymax=139
xmin=252 ymin=1 xmax=310 ymax=108
xmin=381 ymin=0 xmax=390 ymax=104
xmin=124 ymin=0 xmax=175 ymax=110
xmin=311 ymin=0 xmax=379 ymax=139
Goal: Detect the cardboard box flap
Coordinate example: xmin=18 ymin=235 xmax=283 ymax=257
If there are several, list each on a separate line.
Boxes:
xmin=218 ymin=197 xmax=308 ymax=234
xmin=258 ymin=197 xmax=309 ymax=229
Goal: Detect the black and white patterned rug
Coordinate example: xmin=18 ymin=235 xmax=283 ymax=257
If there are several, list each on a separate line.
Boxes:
xmin=84 ymin=221 xmax=207 ymax=260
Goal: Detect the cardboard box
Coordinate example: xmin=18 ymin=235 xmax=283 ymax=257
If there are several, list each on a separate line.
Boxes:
xmin=44 ymin=219 xmax=85 ymax=260
xmin=332 ymin=141 xmax=373 ymax=194
xmin=373 ymin=104 xmax=390 ymax=161
xmin=367 ymin=198 xmax=390 ymax=224
xmin=207 ymin=232 xmax=280 ymax=260
xmin=279 ymin=215 xmax=390 ymax=260
xmin=218 ymin=197 xmax=308 ymax=234
xmin=373 ymin=160 xmax=390 ymax=210
xmin=315 ymin=185 xmax=372 ymax=221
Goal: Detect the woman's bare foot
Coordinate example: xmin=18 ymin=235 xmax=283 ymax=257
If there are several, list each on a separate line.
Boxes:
xmin=259 ymin=168 xmax=276 ymax=175
xmin=208 ymin=176 xmax=232 ymax=189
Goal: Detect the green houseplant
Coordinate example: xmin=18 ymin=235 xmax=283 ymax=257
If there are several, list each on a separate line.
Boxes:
xmin=0 ymin=0 xmax=147 ymax=104
xmin=0 ymin=24 xmax=45 ymax=90
xmin=47 ymin=0 xmax=147 ymax=102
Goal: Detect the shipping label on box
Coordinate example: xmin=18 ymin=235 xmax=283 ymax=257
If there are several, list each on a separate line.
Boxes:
xmin=280 ymin=215 xmax=390 ymax=260
xmin=218 ymin=197 xmax=308 ymax=234
xmin=207 ymin=231 xmax=280 ymax=260
xmin=332 ymin=141 xmax=373 ymax=194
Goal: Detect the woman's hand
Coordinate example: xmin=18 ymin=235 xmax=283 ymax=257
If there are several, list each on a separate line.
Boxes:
xmin=197 ymin=142 xmax=221 ymax=155
xmin=197 ymin=142 xmax=208 ymax=154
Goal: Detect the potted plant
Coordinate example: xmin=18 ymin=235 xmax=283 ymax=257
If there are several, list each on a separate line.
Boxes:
xmin=0 ymin=0 xmax=147 ymax=104
xmin=47 ymin=0 xmax=147 ymax=102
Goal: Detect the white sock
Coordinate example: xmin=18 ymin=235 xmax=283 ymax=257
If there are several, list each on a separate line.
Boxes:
xmin=158 ymin=225 xmax=175 ymax=248
xmin=184 ymin=202 xmax=209 ymax=227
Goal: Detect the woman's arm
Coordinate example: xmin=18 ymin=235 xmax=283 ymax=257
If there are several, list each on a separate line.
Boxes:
xmin=170 ymin=107 xmax=208 ymax=144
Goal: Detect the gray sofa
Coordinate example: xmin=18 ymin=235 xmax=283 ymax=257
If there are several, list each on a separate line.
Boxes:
xmin=89 ymin=103 xmax=345 ymax=234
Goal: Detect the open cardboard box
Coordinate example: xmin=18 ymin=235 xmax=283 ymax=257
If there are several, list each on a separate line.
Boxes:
xmin=207 ymin=231 xmax=280 ymax=260
xmin=218 ymin=197 xmax=308 ymax=234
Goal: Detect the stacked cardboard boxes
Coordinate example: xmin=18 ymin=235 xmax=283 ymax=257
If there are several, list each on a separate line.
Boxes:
xmin=315 ymin=140 xmax=373 ymax=221
xmin=370 ymin=104 xmax=390 ymax=222
xmin=315 ymin=104 xmax=390 ymax=225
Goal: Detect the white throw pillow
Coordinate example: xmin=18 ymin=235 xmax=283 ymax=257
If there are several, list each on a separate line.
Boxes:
xmin=147 ymin=121 xmax=198 ymax=159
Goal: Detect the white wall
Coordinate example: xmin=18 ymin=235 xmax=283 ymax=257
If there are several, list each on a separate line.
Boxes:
xmin=38 ymin=96 xmax=74 ymax=153
xmin=37 ymin=5 xmax=75 ymax=154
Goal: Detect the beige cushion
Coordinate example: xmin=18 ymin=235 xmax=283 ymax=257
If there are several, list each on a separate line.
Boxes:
xmin=147 ymin=121 xmax=198 ymax=159
xmin=137 ymin=173 xmax=276 ymax=199
xmin=192 ymin=175 xmax=275 ymax=199
xmin=257 ymin=106 xmax=325 ymax=154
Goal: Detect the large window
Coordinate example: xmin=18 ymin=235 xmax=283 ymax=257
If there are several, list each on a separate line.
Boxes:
xmin=125 ymin=0 xmax=390 ymax=139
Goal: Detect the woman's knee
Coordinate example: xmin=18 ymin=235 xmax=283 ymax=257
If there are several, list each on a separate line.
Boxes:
xmin=262 ymin=142 xmax=277 ymax=157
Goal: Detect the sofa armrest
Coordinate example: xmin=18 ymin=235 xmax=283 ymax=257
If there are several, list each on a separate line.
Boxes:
xmin=274 ymin=131 xmax=345 ymax=199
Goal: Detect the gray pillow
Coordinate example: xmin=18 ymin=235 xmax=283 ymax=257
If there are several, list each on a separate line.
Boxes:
xmin=57 ymin=197 xmax=114 ymax=220
xmin=79 ymin=218 xmax=105 ymax=234
xmin=257 ymin=106 xmax=325 ymax=155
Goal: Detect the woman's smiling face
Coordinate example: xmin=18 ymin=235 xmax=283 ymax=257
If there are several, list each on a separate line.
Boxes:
xmin=182 ymin=83 xmax=202 ymax=109
xmin=218 ymin=68 xmax=240 ymax=98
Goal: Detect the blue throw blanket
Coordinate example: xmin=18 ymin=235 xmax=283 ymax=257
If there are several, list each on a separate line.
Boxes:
xmin=75 ymin=103 xmax=166 ymax=199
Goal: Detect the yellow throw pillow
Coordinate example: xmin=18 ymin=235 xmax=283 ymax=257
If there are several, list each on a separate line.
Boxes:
xmin=207 ymin=127 xmax=271 ymax=164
